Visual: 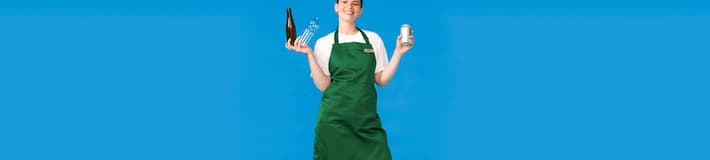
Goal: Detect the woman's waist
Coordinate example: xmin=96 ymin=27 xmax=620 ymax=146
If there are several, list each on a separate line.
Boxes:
xmin=329 ymin=79 xmax=375 ymax=86
xmin=323 ymin=83 xmax=376 ymax=96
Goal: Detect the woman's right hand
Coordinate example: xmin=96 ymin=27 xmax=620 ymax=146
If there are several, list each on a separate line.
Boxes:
xmin=285 ymin=38 xmax=312 ymax=55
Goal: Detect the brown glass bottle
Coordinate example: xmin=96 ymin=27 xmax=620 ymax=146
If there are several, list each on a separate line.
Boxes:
xmin=286 ymin=8 xmax=297 ymax=45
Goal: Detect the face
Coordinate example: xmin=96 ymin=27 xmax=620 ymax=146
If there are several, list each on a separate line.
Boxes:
xmin=334 ymin=0 xmax=362 ymax=23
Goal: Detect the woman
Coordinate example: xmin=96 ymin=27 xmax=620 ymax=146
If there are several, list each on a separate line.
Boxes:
xmin=285 ymin=0 xmax=414 ymax=159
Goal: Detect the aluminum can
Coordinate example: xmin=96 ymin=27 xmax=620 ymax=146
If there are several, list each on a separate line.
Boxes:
xmin=400 ymin=24 xmax=412 ymax=45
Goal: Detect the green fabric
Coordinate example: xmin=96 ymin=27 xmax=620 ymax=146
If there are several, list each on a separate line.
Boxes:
xmin=313 ymin=28 xmax=392 ymax=160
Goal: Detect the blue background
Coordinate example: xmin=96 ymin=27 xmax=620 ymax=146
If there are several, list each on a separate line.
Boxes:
xmin=1 ymin=0 xmax=709 ymax=159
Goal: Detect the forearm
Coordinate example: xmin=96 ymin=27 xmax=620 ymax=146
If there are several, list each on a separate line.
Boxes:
xmin=376 ymin=51 xmax=403 ymax=87
xmin=307 ymin=51 xmax=331 ymax=92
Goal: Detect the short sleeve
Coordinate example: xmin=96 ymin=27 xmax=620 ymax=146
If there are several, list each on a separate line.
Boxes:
xmin=313 ymin=35 xmax=332 ymax=76
xmin=371 ymin=32 xmax=389 ymax=73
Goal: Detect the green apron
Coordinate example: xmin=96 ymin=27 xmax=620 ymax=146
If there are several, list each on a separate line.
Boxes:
xmin=313 ymin=28 xmax=392 ymax=160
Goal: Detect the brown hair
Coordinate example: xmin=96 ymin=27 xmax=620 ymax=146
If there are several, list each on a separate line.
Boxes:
xmin=335 ymin=0 xmax=363 ymax=8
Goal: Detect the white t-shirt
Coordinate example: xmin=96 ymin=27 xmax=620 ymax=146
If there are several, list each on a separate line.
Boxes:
xmin=313 ymin=30 xmax=389 ymax=76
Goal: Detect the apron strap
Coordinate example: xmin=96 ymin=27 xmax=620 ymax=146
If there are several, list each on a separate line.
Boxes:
xmin=334 ymin=28 xmax=371 ymax=45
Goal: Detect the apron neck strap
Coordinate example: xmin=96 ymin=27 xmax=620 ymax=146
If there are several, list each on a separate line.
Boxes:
xmin=334 ymin=27 xmax=371 ymax=45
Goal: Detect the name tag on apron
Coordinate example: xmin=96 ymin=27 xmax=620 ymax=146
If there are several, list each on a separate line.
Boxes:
xmin=363 ymin=49 xmax=374 ymax=53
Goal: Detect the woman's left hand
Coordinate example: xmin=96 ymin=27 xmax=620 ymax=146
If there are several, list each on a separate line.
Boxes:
xmin=394 ymin=34 xmax=414 ymax=56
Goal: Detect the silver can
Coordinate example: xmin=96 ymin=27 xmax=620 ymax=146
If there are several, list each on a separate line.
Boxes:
xmin=400 ymin=24 xmax=412 ymax=45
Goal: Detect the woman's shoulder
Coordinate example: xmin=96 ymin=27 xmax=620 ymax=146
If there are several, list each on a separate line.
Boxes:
xmin=360 ymin=29 xmax=383 ymax=41
xmin=314 ymin=32 xmax=335 ymax=49
xmin=315 ymin=32 xmax=336 ymax=45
